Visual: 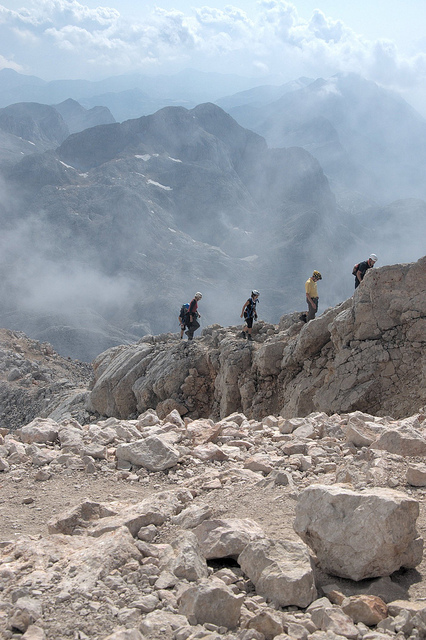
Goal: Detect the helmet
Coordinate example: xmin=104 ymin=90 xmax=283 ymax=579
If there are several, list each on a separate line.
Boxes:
xmin=195 ymin=292 xmax=203 ymax=299
xmin=183 ymin=303 xmax=189 ymax=309
xmin=369 ymin=254 xmax=378 ymax=262
xmin=313 ymin=270 xmax=322 ymax=280
xmin=251 ymin=290 xmax=259 ymax=297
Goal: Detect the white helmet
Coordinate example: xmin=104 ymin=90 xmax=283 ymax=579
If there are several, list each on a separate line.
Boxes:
xmin=369 ymin=254 xmax=378 ymax=262
xmin=195 ymin=292 xmax=203 ymax=299
xmin=251 ymin=290 xmax=259 ymax=297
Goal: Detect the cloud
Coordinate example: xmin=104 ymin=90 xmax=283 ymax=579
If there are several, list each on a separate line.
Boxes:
xmin=0 ymin=0 xmax=426 ymax=105
xmin=0 ymin=52 xmax=22 ymax=71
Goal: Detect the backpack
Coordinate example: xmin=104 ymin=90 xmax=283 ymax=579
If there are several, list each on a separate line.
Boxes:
xmin=179 ymin=303 xmax=189 ymax=320
xmin=244 ymin=297 xmax=257 ymax=319
xmin=352 ymin=263 xmax=359 ymax=276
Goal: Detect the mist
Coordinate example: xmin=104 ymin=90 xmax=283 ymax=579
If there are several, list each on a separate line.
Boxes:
xmin=0 ymin=70 xmax=425 ymax=361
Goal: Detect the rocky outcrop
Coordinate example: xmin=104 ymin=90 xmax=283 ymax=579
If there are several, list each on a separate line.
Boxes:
xmin=0 ymin=328 xmax=93 ymax=431
xmin=89 ymin=257 xmax=426 ymax=420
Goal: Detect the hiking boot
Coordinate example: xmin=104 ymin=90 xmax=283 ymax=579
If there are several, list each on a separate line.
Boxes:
xmin=247 ymin=335 xmax=253 ymax=341
xmin=241 ymin=331 xmax=246 ymax=339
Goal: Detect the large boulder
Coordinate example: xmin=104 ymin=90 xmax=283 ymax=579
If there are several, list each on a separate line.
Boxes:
xmin=16 ymin=418 xmax=59 ymax=444
xmin=293 ymin=484 xmax=423 ymax=581
xmin=238 ymin=538 xmax=317 ymax=608
xmin=115 ymin=435 xmax=180 ymax=471
xmin=178 ymin=576 xmax=244 ymax=629
xmin=193 ymin=518 xmax=265 ymax=559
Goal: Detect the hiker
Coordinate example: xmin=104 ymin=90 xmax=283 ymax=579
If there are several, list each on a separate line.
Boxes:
xmin=305 ymin=270 xmax=322 ymax=321
xmin=240 ymin=290 xmax=259 ymax=341
xmin=178 ymin=302 xmax=189 ymax=339
xmin=185 ymin=292 xmax=202 ymax=341
xmin=354 ymin=254 xmax=378 ymax=289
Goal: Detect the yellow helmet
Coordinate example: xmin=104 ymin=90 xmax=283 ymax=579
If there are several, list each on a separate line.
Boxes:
xmin=313 ymin=270 xmax=322 ymax=280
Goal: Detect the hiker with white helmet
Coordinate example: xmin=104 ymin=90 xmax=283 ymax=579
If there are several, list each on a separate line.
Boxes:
xmin=240 ymin=290 xmax=259 ymax=341
xmin=185 ymin=292 xmax=202 ymax=341
xmin=305 ymin=270 xmax=322 ymax=321
xmin=354 ymin=254 xmax=378 ymax=289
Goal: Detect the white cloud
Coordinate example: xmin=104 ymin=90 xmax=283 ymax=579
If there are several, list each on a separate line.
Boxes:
xmin=0 ymin=0 xmax=426 ymax=106
xmin=0 ymin=52 xmax=22 ymax=70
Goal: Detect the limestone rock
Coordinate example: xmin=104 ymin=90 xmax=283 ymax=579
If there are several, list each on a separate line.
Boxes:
xmin=245 ymin=609 xmax=284 ymax=640
xmin=170 ymin=503 xmax=212 ymax=529
xmin=340 ymin=594 xmax=388 ymax=626
xmin=193 ymin=518 xmax=265 ymax=559
xmin=294 ymin=484 xmax=423 ymax=581
xmin=16 ymin=417 xmax=59 ymax=444
xmin=178 ymin=576 xmax=244 ymax=629
xmin=8 ymin=598 xmax=42 ymax=632
xmin=309 ymin=604 xmax=359 ymax=639
xmin=407 ymin=464 xmax=426 ymax=487
xmin=115 ymin=435 xmax=180 ymax=471
xmin=238 ymin=538 xmax=317 ymax=608
xmin=139 ymin=610 xmax=189 ymax=636
xmin=371 ymin=427 xmax=426 ymax=457
xmin=103 ymin=630 xmax=144 ymax=640
xmin=168 ymin=531 xmax=209 ymax=581
xmin=21 ymin=626 xmax=47 ymax=640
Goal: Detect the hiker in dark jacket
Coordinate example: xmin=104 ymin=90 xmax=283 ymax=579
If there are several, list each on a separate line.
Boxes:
xmin=240 ymin=290 xmax=259 ymax=341
xmin=355 ymin=254 xmax=378 ymax=289
xmin=185 ymin=292 xmax=202 ymax=340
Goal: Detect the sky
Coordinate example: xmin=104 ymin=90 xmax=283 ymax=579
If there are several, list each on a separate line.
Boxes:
xmin=1 ymin=0 xmax=426 ymax=113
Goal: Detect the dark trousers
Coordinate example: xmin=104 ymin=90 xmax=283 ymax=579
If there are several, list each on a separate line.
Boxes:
xmin=187 ymin=318 xmax=200 ymax=339
xmin=307 ymin=297 xmax=318 ymax=321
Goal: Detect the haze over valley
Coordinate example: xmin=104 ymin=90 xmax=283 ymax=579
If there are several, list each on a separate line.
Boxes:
xmin=0 ymin=67 xmax=425 ymax=360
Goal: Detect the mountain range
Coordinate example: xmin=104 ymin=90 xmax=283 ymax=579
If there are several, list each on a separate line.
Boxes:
xmin=0 ymin=68 xmax=274 ymax=122
xmin=220 ymin=73 xmax=426 ymax=204
xmin=0 ymin=69 xmax=424 ymax=361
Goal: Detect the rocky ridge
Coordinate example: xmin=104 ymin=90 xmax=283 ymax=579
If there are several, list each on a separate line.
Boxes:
xmin=0 ymin=328 xmax=94 ymax=432
xmin=88 ymin=256 xmax=426 ymax=422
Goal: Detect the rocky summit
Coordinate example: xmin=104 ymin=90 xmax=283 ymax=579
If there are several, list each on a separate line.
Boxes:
xmin=0 ymin=256 xmax=426 ymax=640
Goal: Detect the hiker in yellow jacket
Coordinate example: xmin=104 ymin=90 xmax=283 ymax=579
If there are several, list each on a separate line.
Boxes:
xmin=305 ymin=270 xmax=322 ymax=321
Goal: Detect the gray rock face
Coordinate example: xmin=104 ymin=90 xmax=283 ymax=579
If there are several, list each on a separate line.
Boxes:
xmin=294 ymin=484 xmax=423 ymax=581
xmin=0 ymin=102 xmax=69 ymax=148
xmin=88 ymin=257 xmax=426 ymax=420
xmin=0 ymin=328 xmax=93 ymax=431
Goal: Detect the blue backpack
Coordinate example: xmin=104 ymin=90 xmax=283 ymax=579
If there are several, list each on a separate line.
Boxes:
xmin=179 ymin=303 xmax=189 ymax=320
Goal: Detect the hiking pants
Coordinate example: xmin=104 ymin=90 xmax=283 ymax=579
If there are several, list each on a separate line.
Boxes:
xmin=307 ymin=297 xmax=318 ymax=321
xmin=187 ymin=318 xmax=200 ymax=339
